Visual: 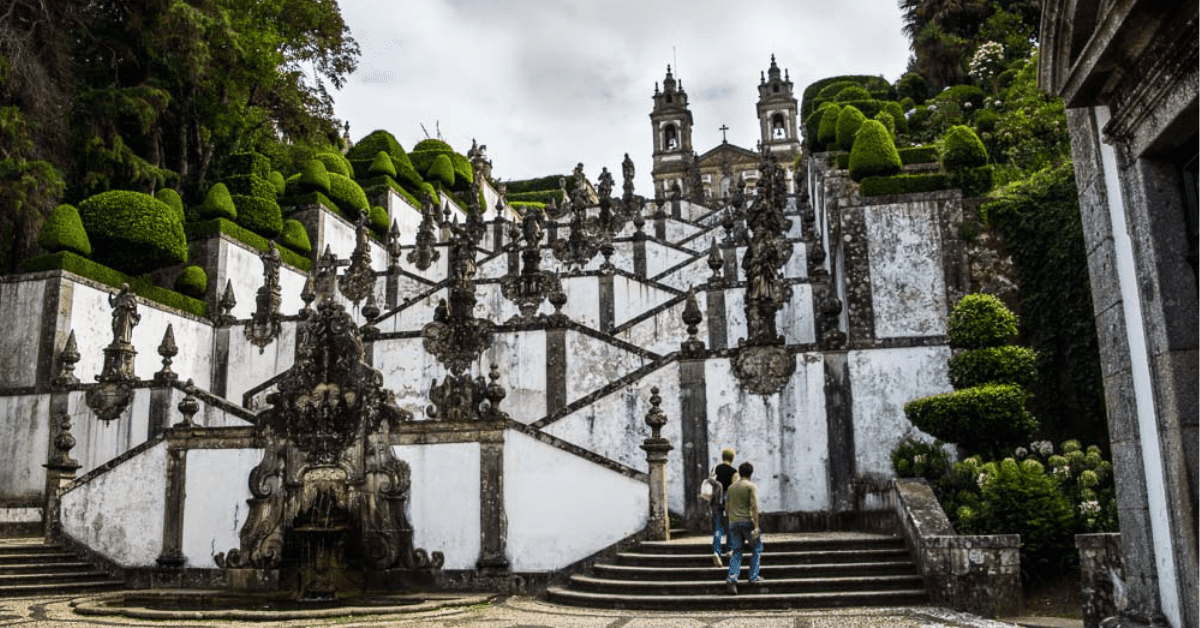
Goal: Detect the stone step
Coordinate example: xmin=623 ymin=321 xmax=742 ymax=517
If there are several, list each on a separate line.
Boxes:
xmin=568 ymin=573 xmax=926 ymax=596
xmin=636 ymin=536 xmax=907 ymax=554
xmin=0 ymin=561 xmax=94 ymax=575
xmin=593 ymin=560 xmax=919 ymax=581
xmin=0 ymin=551 xmax=80 ymax=565
xmin=613 ymin=547 xmax=912 ymax=568
xmin=545 ymin=586 xmax=930 ymax=610
xmin=0 ymin=579 xmax=126 ymax=598
xmin=0 ymin=570 xmax=115 ymax=586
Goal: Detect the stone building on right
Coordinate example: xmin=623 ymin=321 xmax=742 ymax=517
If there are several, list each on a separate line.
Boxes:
xmin=1040 ymin=2 xmax=1197 ymax=628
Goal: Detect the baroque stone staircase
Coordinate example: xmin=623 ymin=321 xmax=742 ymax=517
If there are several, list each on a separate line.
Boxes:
xmin=547 ymin=531 xmax=929 ymax=610
xmin=0 ymin=537 xmax=123 ymax=597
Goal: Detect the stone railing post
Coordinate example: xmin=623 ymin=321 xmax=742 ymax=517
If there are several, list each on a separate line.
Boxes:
xmin=640 ymin=387 xmax=673 ymax=541
xmin=1077 ymin=533 xmax=1123 ymax=628
xmin=43 ymin=414 xmax=81 ymax=542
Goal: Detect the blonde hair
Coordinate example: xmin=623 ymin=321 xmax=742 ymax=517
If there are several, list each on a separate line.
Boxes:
xmin=721 ymin=447 xmax=735 ymax=462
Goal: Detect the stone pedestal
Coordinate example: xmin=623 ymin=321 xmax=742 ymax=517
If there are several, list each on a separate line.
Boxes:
xmin=640 ymin=387 xmax=673 ymax=541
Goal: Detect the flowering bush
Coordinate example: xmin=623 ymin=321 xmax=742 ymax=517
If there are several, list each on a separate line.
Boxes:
xmin=969 ymin=42 xmax=1006 ymax=87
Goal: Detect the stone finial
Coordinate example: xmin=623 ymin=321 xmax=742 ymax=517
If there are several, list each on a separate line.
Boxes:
xmin=681 ymin=288 xmax=705 ymax=359
xmin=707 ymin=239 xmax=724 ymax=284
xmin=387 ymin=219 xmax=403 ymax=273
xmin=175 ymin=379 xmax=200 ymax=428
xmin=155 ymin=324 xmax=178 ymax=383
xmin=53 ymin=330 xmax=80 ymax=387
xmin=299 ymin=275 xmax=316 ymax=319
xmin=643 ymin=387 xmax=667 ymax=439
xmin=361 ymin=291 xmax=381 ymax=341
xmin=46 ymin=414 xmax=80 ymax=472
xmin=214 ymin=280 xmax=237 ymax=326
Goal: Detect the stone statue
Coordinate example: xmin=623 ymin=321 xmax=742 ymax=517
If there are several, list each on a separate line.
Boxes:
xmin=109 ymin=284 xmax=140 ymax=345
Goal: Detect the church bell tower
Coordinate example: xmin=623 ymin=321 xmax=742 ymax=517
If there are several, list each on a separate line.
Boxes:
xmin=756 ymin=55 xmax=800 ymax=158
xmin=650 ymin=65 xmax=694 ymax=198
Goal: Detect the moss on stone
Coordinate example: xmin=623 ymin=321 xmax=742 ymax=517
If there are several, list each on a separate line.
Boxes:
xmin=38 ymin=203 xmax=92 ymax=257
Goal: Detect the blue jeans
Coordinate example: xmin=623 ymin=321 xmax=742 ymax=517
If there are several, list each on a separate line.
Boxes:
xmin=727 ymin=522 xmax=762 ymax=582
xmin=711 ymin=505 xmax=727 ymax=554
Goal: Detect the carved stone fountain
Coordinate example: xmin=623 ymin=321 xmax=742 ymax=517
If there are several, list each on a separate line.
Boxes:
xmin=215 ymin=290 xmax=442 ymax=600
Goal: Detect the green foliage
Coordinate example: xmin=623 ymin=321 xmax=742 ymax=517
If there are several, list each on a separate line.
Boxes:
xmin=279 ymin=188 xmax=338 ymax=214
xmin=884 ymin=101 xmax=908 ymax=134
xmin=895 ymin=72 xmax=929 ymax=104
xmin=948 ymin=293 xmax=1018 ymax=349
xmin=507 ymin=190 xmax=566 ymax=205
xmin=859 ymin=173 xmax=951 ymax=196
xmin=817 ymin=104 xmax=842 ymax=150
xmin=155 ymin=188 xmax=185 ymax=221
xmin=232 ymin=194 xmax=283 ymax=238
xmin=38 ymin=204 xmax=92 ymax=257
xmin=836 ymin=106 xmax=867 ymax=152
xmin=224 ymin=175 xmax=278 ymax=200
xmin=892 ymin=437 xmax=951 ymax=484
xmin=509 ymin=201 xmax=547 ymax=211
xmin=173 ymin=265 xmax=208 ymax=298
xmin=225 ymin=152 xmax=271 ymax=179
xmin=293 ymin=159 xmax=331 ymax=196
xmin=345 ymin=129 xmax=404 ymax=162
xmin=198 ymin=182 xmax=238 ymax=221
xmin=874 ymin=111 xmax=896 ymax=137
xmin=312 ymin=151 xmax=352 ymax=177
xmin=412 ymin=139 xmax=452 ymax=152
xmin=978 ymin=54 xmax=1070 ymax=185
xmin=848 ymin=120 xmax=902 ymax=182
xmin=268 ymin=171 xmax=286 ymax=196
xmin=974 ymin=109 xmax=999 ymax=134
xmin=21 ymin=251 xmax=206 ymax=317
xmin=77 ymin=190 xmax=188 ymax=275
xmin=368 ymin=205 xmax=389 ymax=234
xmin=185 ymin=218 xmax=310 ymax=271
xmin=942 ymin=125 xmax=989 ymax=170
xmin=983 ymin=163 xmax=1105 ymax=446
xmin=933 ymin=85 xmax=986 ymax=110
xmin=904 ymin=384 xmax=1037 ymax=458
xmin=278 ymin=218 xmax=312 ymax=254
xmin=801 ymin=75 xmax=892 ymax=120
xmin=951 ymin=165 xmax=994 ymax=197
xmin=898 ymin=146 xmax=939 ymax=164
xmin=949 ymin=345 xmax=1038 ymax=389
xmin=368 ymin=151 xmax=397 ymax=178
xmin=425 ymin=153 xmax=455 ymax=188
xmin=834 ymin=86 xmax=872 ymax=102
xmin=326 ymin=172 xmax=369 ymax=216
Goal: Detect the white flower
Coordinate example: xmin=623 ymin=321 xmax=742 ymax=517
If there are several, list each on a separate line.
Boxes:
xmin=1079 ymin=500 xmax=1101 ymax=516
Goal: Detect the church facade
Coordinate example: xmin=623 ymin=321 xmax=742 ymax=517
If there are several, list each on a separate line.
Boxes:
xmin=649 ymin=56 xmax=802 ymax=201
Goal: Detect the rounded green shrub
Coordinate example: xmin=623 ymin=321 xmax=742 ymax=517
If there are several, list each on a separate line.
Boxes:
xmin=948 ymin=293 xmax=1018 ymax=349
xmin=899 ymin=96 xmax=915 ymax=112
xmin=974 ymin=109 xmax=999 ymax=134
xmin=817 ymin=104 xmax=842 ymax=149
xmin=884 ymin=101 xmax=908 ymax=134
xmin=952 ymin=165 xmax=994 ymax=197
xmin=903 ymin=384 xmax=1037 ymax=457
xmin=874 ymin=110 xmax=896 ymax=137
xmin=155 ymin=188 xmax=185 ymax=222
xmin=933 ymin=84 xmax=985 ymax=111
xmin=834 ymin=85 xmax=872 ymax=102
xmin=942 ymin=125 xmax=989 ymax=170
xmin=848 ymin=120 xmax=902 ymax=182
xmin=77 ymin=190 xmax=188 ymax=275
xmin=38 ymin=203 xmax=92 ymax=257
xmin=892 ymin=437 xmax=951 ymax=484
xmin=369 ymin=151 xmax=397 ymax=178
xmin=425 ymin=153 xmax=455 ymax=188
xmin=327 ymin=172 xmax=369 ymax=216
xmin=198 ymin=182 xmax=237 ymax=220
xmin=836 ymin=106 xmax=867 ymax=152
xmin=312 ymin=151 xmax=352 ymax=177
xmin=896 ymin=72 xmax=930 ymax=105
xmin=225 ymin=152 xmax=271 ymax=179
xmin=268 ymin=171 xmax=286 ymax=197
xmin=232 ymin=194 xmax=283 ymax=238
xmin=949 ymin=345 xmax=1038 ymax=389
xmin=292 ymin=159 xmax=331 ymax=196
xmin=369 ymin=205 xmax=389 ymax=234
xmin=279 ymin=219 xmax=312 ymax=254
xmin=346 ymin=129 xmax=404 ymax=162
xmin=412 ymin=139 xmax=453 ymax=152
xmin=224 ymin=175 xmax=277 ymax=201
xmin=174 ymin=265 xmax=208 ymax=298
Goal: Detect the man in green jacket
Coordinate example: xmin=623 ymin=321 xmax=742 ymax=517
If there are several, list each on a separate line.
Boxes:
xmin=724 ymin=461 xmax=764 ymax=594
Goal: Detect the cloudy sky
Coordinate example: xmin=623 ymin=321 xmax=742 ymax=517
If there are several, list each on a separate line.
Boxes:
xmin=333 ymin=1 xmax=912 ymax=192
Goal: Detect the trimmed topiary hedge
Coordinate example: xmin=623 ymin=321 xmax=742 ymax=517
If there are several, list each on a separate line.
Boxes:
xmin=425 ymin=153 xmax=455 ymax=189
xmin=174 ymin=265 xmax=208 ymax=299
xmin=226 ymin=152 xmax=271 ymax=179
xmin=836 ymin=106 xmax=867 ymax=152
xmin=278 ymin=219 xmax=312 ymax=254
xmin=897 ymin=146 xmax=940 ymax=164
xmin=942 ymin=125 xmax=989 ymax=170
xmin=21 ymin=250 xmax=206 ymax=317
xmin=369 ymin=205 xmax=390 ymax=234
xmin=932 ymin=84 xmax=985 ymax=110
xmin=279 ymin=189 xmax=338 ymax=214
xmin=185 ymin=218 xmax=311 ymax=271
xmin=817 ymin=104 xmax=842 ymax=150
xmin=327 ymin=172 xmax=369 ymax=216
xmin=224 ymin=174 xmax=278 ymax=200
xmin=232 ymin=194 xmax=283 ymax=238
xmin=38 ymin=204 xmax=92 ymax=257
xmin=948 ymin=293 xmax=1018 ymax=349
xmin=834 ymin=85 xmax=872 ymax=102
xmin=895 ymin=72 xmax=929 ymax=105
xmin=859 ymin=173 xmax=950 ymax=196
xmin=360 ymin=174 xmax=422 ymax=209
xmin=198 ymin=182 xmax=237 ymax=221
xmin=848 ymin=120 xmax=901 ymax=182
xmin=949 ymin=345 xmax=1038 ymax=389
xmin=155 ymin=188 xmax=185 ymax=222
xmin=884 ymin=101 xmax=908 ymax=134
xmin=290 ymin=159 xmax=331 ymax=196
xmin=951 ymin=165 xmax=994 ymax=197
xmin=904 ymin=384 xmax=1038 ymax=457
xmin=368 ymin=151 xmax=397 ymax=178
xmin=346 ymin=129 xmax=405 ymax=162
xmin=312 ymin=151 xmax=353 ymax=177
xmin=78 ymin=190 xmax=188 ymax=275
xmin=268 ymin=171 xmax=287 ymax=196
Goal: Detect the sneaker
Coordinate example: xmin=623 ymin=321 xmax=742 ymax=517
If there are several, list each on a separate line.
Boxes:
xmin=726 ymin=579 xmax=738 ymax=595
xmin=712 ymin=552 xmax=722 ymax=567
xmin=750 ymin=576 xmax=766 ymax=585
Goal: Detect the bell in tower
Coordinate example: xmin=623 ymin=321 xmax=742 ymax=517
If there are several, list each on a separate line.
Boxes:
xmin=650 ymin=65 xmax=695 ymax=199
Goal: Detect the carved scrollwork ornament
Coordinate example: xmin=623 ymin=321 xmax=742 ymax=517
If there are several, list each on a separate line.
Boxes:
xmin=408 ymin=193 xmax=441 ymax=271
xmin=339 ymin=215 xmax=376 ymax=305
xmin=733 ymin=345 xmax=796 ymax=396
xmin=246 ymin=242 xmax=284 ymax=352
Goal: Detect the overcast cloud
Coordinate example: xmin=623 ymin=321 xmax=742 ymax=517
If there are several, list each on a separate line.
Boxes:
xmin=334 ymin=1 xmax=912 ymax=192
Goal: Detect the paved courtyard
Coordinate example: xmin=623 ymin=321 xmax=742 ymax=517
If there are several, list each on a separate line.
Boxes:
xmin=0 ymin=592 xmax=1071 ymax=628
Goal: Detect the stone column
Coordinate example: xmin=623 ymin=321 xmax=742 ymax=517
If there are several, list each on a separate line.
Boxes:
xmin=43 ymin=412 xmax=80 ymax=542
xmin=705 ymin=288 xmax=728 ymax=350
xmin=545 ymin=327 xmax=567 ymax=416
xmin=476 ymin=432 xmax=509 ymax=572
xmin=640 ymin=387 xmax=673 ymax=541
xmin=1077 ymin=533 xmax=1123 ymax=628
xmin=598 ymin=274 xmax=615 ymax=334
xmin=156 ymin=442 xmax=188 ymax=568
